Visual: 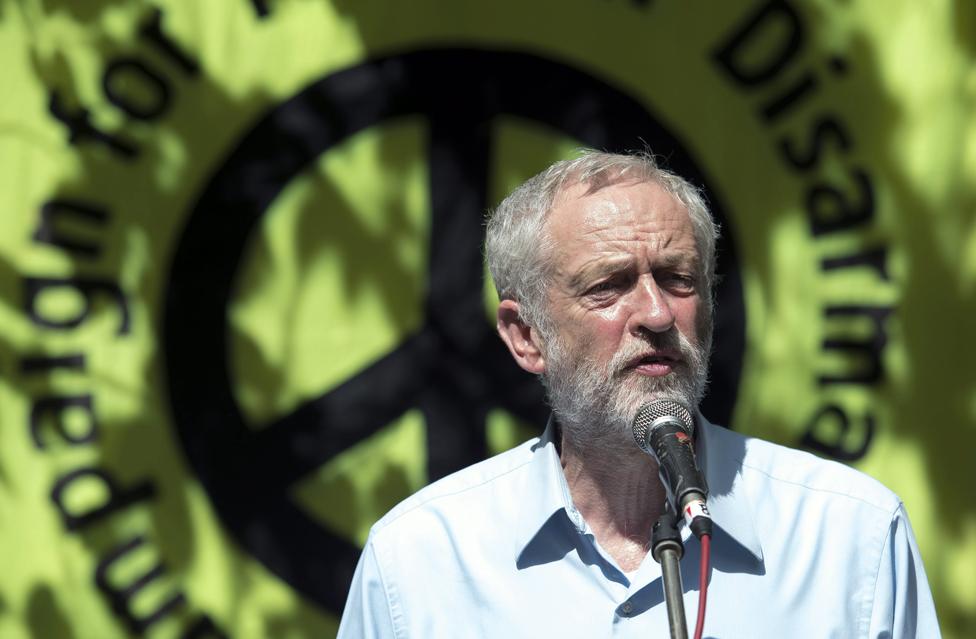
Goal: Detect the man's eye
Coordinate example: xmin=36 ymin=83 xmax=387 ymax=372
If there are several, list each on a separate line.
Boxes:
xmin=587 ymin=281 xmax=616 ymax=294
xmin=662 ymin=273 xmax=696 ymax=291
xmin=586 ymin=278 xmax=625 ymax=296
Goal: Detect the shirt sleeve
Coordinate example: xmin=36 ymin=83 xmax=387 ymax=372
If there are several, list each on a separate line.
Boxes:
xmin=337 ymin=534 xmax=399 ymax=639
xmin=867 ymin=503 xmax=941 ymax=638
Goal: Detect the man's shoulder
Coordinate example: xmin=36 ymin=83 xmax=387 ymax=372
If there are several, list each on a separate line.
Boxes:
xmin=704 ymin=421 xmax=900 ymax=515
xmin=368 ymin=435 xmax=542 ymax=538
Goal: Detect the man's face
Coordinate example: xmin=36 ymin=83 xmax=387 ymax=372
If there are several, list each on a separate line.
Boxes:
xmin=538 ymin=179 xmax=709 ymax=449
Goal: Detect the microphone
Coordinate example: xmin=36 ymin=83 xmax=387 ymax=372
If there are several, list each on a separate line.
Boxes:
xmin=632 ymin=400 xmax=713 ymax=539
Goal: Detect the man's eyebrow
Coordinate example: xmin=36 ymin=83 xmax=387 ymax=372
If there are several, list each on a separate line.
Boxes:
xmin=657 ymin=252 xmax=698 ymax=270
xmin=567 ymin=257 xmax=634 ymax=290
xmin=567 ymin=252 xmax=701 ymax=290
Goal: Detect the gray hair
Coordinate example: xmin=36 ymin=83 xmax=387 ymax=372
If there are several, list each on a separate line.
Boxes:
xmin=485 ymin=150 xmax=720 ymax=332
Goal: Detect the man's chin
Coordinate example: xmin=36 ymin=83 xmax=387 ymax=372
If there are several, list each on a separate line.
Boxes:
xmin=616 ymin=369 xmax=683 ymax=394
xmin=612 ymin=371 xmax=699 ymax=410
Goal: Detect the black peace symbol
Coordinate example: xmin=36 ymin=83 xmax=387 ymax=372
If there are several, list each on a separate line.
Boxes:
xmin=163 ymin=48 xmax=744 ymax=615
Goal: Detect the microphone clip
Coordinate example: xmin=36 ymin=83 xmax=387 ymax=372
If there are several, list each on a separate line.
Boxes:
xmin=651 ymin=509 xmax=684 ymax=563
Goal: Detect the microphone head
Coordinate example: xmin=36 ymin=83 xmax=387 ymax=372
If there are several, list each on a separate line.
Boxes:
xmin=632 ymin=399 xmax=695 ymax=454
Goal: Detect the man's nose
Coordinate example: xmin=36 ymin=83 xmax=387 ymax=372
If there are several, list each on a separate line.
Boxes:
xmin=628 ymin=275 xmax=675 ymax=335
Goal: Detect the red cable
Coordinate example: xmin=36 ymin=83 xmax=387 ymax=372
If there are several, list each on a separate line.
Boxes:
xmin=693 ymin=533 xmax=711 ymax=639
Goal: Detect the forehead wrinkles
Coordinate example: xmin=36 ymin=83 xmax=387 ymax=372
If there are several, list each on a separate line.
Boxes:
xmin=556 ymin=193 xmax=692 ymax=261
xmin=542 ymin=182 xmax=700 ymax=301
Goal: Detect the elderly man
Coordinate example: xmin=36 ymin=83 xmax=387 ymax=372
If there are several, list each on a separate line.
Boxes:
xmin=337 ymin=151 xmax=939 ymax=637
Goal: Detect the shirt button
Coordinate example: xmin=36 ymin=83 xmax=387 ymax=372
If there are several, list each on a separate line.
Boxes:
xmin=621 ymin=601 xmax=633 ymax=615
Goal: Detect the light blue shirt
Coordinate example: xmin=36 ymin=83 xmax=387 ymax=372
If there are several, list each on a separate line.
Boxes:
xmin=337 ymin=418 xmax=940 ymax=638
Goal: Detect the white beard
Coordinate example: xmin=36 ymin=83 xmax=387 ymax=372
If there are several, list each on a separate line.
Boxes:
xmin=541 ymin=327 xmax=709 ymax=455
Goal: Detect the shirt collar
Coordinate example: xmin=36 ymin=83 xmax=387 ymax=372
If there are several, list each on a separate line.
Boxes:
xmin=514 ymin=413 xmax=764 ymax=566
xmin=514 ymin=417 xmax=581 ymax=559
xmin=696 ymin=412 xmax=764 ymax=564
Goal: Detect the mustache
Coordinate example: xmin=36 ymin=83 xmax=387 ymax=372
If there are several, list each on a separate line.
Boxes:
xmin=607 ymin=330 xmax=700 ymax=378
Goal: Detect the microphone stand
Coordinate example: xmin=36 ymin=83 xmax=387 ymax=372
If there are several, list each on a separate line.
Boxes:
xmin=652 ymin=510 xmax=688 ymax=639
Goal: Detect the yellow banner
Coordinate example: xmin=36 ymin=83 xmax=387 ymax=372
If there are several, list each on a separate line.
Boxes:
xmin=0 ymin=1 xmax=973 ymax=636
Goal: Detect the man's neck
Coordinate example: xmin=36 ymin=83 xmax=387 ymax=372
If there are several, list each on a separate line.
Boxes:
xmin=559 ymin=430 xmax=667 ymax=573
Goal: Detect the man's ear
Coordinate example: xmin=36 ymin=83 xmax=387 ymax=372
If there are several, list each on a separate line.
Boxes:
xmin=496 ymin=299 xmax=546 ymax=375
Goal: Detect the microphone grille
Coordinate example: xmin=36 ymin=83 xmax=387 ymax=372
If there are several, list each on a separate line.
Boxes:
xmin=631 ymin=400 xmax=695 ymax=453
